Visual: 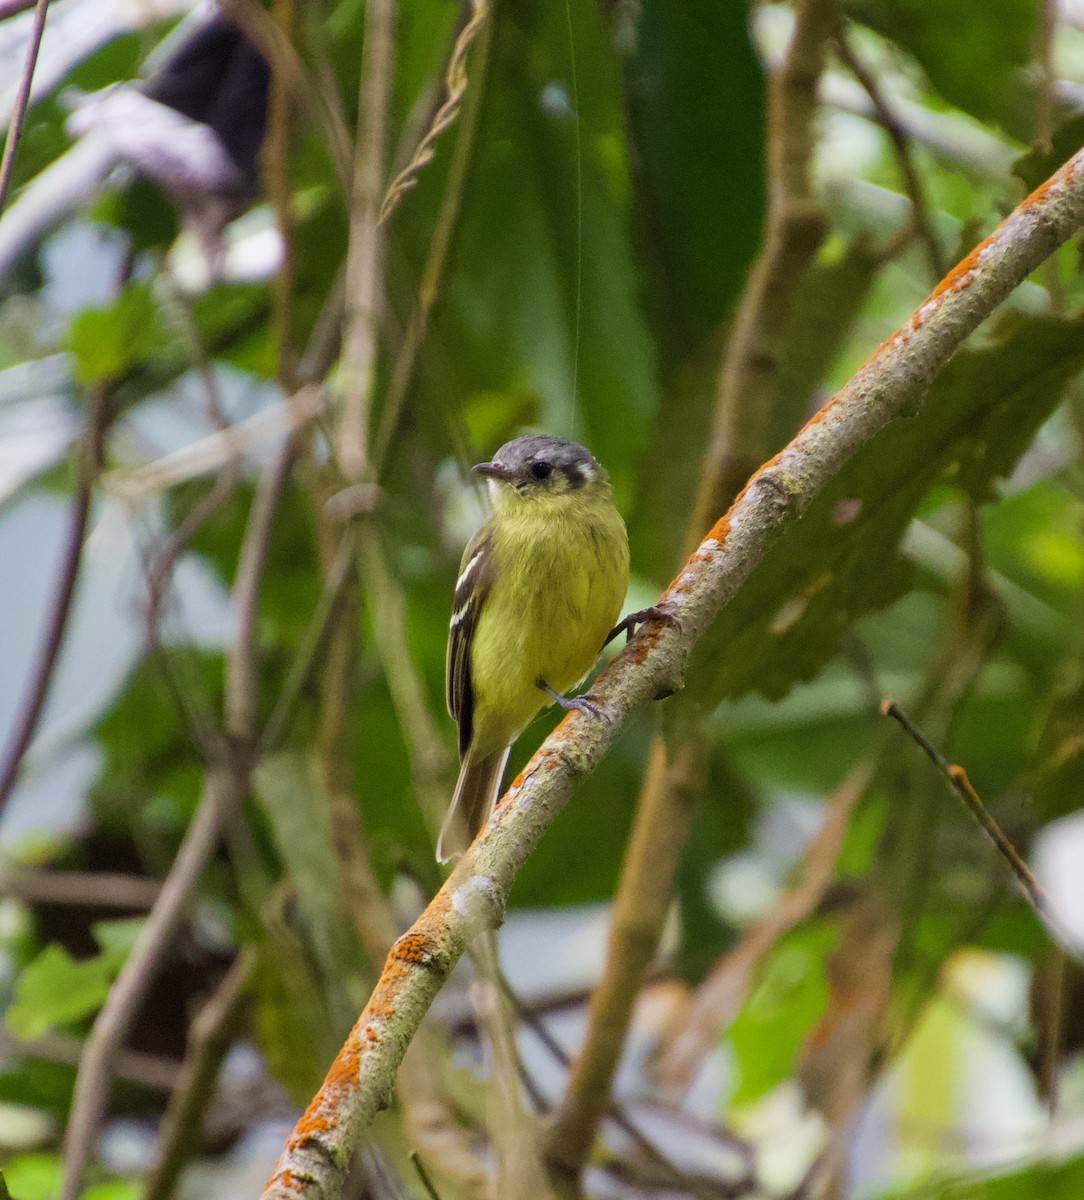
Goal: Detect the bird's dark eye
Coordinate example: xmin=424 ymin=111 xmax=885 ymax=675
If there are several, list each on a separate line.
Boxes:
xmin=529 ymin=460 xmax=553 ymax=480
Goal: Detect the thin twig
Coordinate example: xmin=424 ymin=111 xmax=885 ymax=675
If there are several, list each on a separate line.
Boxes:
xmin=226 ymin=443 xmax=296 ymax=740
xmin=372 ymin=1 xmax=494 ymax=475
xmin=144 ymin=948 xmax=256 ymax=1200
xmin=409 ymin=1152 xmax=444 ymax=1200
xmin=881 ymin=700 xmax=1066 ymax=934
xmin=259 ymin=142 xmax=1084 ymax=1200
xmin=379 ymin=0 xmax=488 ymax=224
xmin=0 ymin=1027 xmax=179 ymax=1092
xmin=503 ymin=980 xmax=746 ymax=1195
xmin=469 ymin=933 xmax=555 ymax=1200
xmin=259 ymin=531 xmax=358 ymax=752
xmin=835 ymin=32 xmax=945 ymax=279
xmin=359 ymin=527 xmax=452 ymax=831
xmin=139 ymin=508 xmax=230 ymax=763
xmin=0 ymin=380 xmax=111 ymax=815
xmin=336 ymin=0 xmax=395 ymax=480
xmin=316 ymin=558 xmax=401 ymax=964
xmin=144 ymin=469 xmax=239 ymax=654
xmin=0 ymin=867 xmax=161 ymax=909
xmin=1035 ymin=0 xmax=1058 ymax=154
xmin=60 ymin=770 xmax=239 ymax=1200
xmin=0 ymin=0 xmax=49 ymax=218
xmin=1035 ymin=0 xmax=1066 ymax=310
xmin=544 ymin=732 xmax=708 ymax=1183
xmin=266 ymin=0 xmax=298 ymax=388
xmin=0 ymin=0 xmax=35 ymax=21
xmin=652 ymin=760 xmax=876 ymax=1087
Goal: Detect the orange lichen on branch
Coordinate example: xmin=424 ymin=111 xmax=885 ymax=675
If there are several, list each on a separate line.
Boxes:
xmin=264 ymin=895 xmax=459 ymax=1196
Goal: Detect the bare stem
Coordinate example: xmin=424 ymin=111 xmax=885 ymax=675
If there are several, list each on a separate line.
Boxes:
xmin=882 ymin=700 xmax=1069 ymax=939
xmin=0 ymin=381 xmax=110 ymax=814
xmin=836 ymin=31 xmax=945 ymax=279
xmin=336 ymin=0 xmax=395 ymax=480
xmin=544 ymin=732 xmax=707 ymax=1186
xmin=226 ymin=443 xmax=296 ymax=741
xmin=143 ymin=948 xmax=256 ymax=1200
xmin=0 ymin=0 xmax=49 ymax=218
xmin=60 ymin=771 xmax=240 ymax=1200
xmin=0 ymin=867 xmax=160 ymax=910
xmin=259 ymin=532 xmax=358 ymax=752
xmin=373 ymin=2 xmax=493 ymax=475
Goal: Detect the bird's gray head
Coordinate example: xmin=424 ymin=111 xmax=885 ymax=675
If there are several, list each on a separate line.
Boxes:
xmin=473 ymin=435 xmax=606 ymax=499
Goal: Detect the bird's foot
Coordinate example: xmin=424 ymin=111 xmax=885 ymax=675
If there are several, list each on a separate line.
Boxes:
xmin=605 ymin=605 xmax=680 ymax=648
xmin=537 ymin=678 xmax=610 ymax=724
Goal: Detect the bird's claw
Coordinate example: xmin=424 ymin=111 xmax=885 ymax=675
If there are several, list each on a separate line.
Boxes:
xmin=537 ymin=679 xmax=610 ymax=724
xmin=563 ymin=692 xmax=610 ymax=723
xmin=605 ymin=605 xmax=680 ymax=647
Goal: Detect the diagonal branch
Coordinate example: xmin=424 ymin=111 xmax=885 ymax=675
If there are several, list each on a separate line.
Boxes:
xmin=60 ymin=770 xmax=240 ymax=1200
xmin=0 ymin=0 xmax=49 ymax=217
xmin=0 ymin=378 xmax=111 ymax=815
xmin=258 ymin=144 xmax=1084 ymax=1200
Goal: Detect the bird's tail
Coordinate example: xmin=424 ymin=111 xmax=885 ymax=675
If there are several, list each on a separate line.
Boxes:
xmin=437 ymin=746 xmax=511 ymax=863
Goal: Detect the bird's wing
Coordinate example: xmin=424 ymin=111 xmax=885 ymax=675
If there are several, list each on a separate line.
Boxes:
xmin=446 ymin=526 xmax=495 ymax=758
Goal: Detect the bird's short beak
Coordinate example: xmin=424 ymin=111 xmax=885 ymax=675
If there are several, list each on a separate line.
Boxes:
xmin=472 ymin=461 xmax=513 ymax=481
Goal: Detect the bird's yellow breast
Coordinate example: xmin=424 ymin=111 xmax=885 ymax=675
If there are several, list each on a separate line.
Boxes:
xmin=468 ymin=495 xmax=629 ymax=755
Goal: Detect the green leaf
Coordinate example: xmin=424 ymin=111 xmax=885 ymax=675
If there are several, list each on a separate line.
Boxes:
xmin=846 ymin=0 xmax=1038 ymax=136
xmin=252 ymin=751 xmax=366 ymax=1031
xmin=931 ymin=1153 xmax=1084 ymax=1199
xmin=684 ymin=316 xmax=1084 ymax=707
xmin=66 ymin=281 xmax=167 ymax=385
xmin=6 ymin=945 xmax=114 ymax=1041
xmin=729 ymin=922 xmax=835 ymax=1107
xmin=91 ymin=653 xmax=218 ymax=833
xmin=627 ymin=0 xmax=766 ymax=354
xmin=5 ymin=918 xmax=138 ymax=1041
xmin=1014 ymin=113 xmax=1084 ymax=192
xmin=89 ymin=917 xmax=146 ymax=960
xmin=253 ymin=754 xmax=343 ymax=975
xmin=0 ymin=1155 xmax=61 ymax=1200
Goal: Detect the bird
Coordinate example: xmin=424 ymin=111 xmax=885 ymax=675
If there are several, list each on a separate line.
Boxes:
xmin=438 ymin=435 xmax=630 ymax=862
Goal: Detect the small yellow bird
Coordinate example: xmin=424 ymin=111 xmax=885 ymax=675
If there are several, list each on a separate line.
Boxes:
xmin=438 ymin=435 xmax=630 ymax=862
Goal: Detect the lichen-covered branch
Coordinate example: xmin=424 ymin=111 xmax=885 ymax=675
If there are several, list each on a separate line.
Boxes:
xmin=259 ymin=146 xmax=1084 ymax=1200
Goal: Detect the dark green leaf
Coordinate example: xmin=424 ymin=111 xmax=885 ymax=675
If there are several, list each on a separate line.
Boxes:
xmin=1013 ymin=114 xmax=1084 ymax=193
xmin=627 ymin=0 xmax=766 ymax=354
xmin=846 ymin=0 xmax=1037 ymax=136
xmin=685 ymin=317 xmax=1084 ymax=707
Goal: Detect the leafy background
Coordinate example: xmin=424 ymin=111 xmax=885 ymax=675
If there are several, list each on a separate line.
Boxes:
xmin=2 ymin=0 xmax=1084 ymax=1197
